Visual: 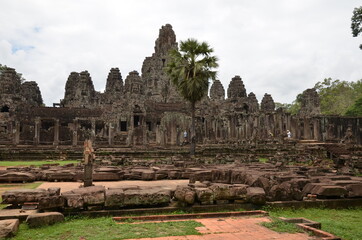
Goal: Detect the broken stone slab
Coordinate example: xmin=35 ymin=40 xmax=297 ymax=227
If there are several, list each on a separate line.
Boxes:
xmin=105 ymin=188 xmax=125 ymax=207
xmin=38 ymin=196 xmax=65 ymax=210
xmin=26 ymin=212 xmax=64 ymax=228
xmin=2 ymin=189 xmax=50 ymax=205
xmin=62 ymin=186 xmax=105 ymax=206
xmin=246 ymin=187 xmax=266 ymax=205
xmin=93 ymin=172 xmax=121 ymax=181
xmin=123 ymin=187 xmax=171 ymax=206
xmin=346 ymin=183 xmax=362 ymax=197
xmin=311 ymin=185 xmax=348 ymax=197
xmin=0 ymin=172 xmax=35 ymax=183
xmin=62 ymin=193 xmax=84 ymax=209
xmin=0 ymin=219 xmax=19 ymax=238
xmin=195 ymin=187 xmax=214 ymax=205
xmin=174 ymin=186 xmax=196 ymax=205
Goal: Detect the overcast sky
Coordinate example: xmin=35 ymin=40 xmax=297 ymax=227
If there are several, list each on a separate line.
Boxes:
xmin=1 ymin=0 xmax=361 ymax=106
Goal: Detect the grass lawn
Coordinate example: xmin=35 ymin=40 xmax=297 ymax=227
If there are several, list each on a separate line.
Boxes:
xmin=268 ymin=207 xmax=362 ymax=240
xmin=0 ymin=160 xmax=79 ymax=167
xmin=12 ymin=217 xmax=203 ymax=240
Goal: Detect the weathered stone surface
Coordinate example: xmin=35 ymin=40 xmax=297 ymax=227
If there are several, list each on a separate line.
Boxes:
xmin=0 ymin=219 xmax=19 ymax=238
xmin=0 ymin=172 xmax=35 ymax=182
xmin=195 ymin=187 xmax=214 ymax=205
xmin=2 ymin=189 xmax=49 ymax=205
xmin=62 ymin=193 xmax=84 ymax=208
xmin=123 ymin=187 xmax=171 ymax=206
xmin=105 ymin=188 xmax=125 ymax=207
xmin=312 ymin=185 xmax=348 ymax=197
xmin=174 ymin=186 xmax=196 ymax=205
xmin=38 ymin=196 xmax=65 ymax=210
xmin=63 ymin=186 xmax=105 ymax=206
xmin=26 ymin=212 xmax=64 ymax=228
xmin=346 ymin=183 xmax=362 ymax=197
xmin=246 ymin=187 xmax=266 ymax=205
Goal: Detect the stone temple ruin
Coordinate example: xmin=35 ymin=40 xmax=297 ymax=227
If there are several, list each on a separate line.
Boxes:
xmin=0 ymin=24 xmax=361 ymax=148
xmin=0 ymin=24 xmax=362 ymax=213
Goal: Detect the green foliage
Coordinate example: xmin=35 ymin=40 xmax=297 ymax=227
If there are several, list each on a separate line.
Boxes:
xmin=12 ymin=217 xmax=203 ymax=240
xmin=261 ymin=217 xmax=303 ymax=234
xmin=351 ymin=6 xmax=362 ymax=49
xmin=345 ymin=95 xmax=362 ymax=116
xmin=314 ymin=78 xmax=362 ymax=115
xmin=269 ymin=207 xmax=362 ymax=240
xmin=166 ymin=38 xmax=219 ymax=104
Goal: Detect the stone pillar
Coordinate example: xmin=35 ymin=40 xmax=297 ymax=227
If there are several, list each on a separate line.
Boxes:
xmin=304 ymin=118 xmax=311 ymax=139
xmin=91 ymin=119 xmax=96 ymax=143
xmin=13 ymin=121 xmax=20 ymax=145
xmin=53 ymin=119 xmax=59 ymax=146
xmin=83 ymin=140 xmax=94 ymax=187
xmin=313 ymin=118 xmax=320 ymax=141
xmin=34 ymin=118 xmax=41 ymax=145
xmin=72 ymin=119 xmax=78 ymax=146
xmin=108 ymin=122 xmax=114 ymax=146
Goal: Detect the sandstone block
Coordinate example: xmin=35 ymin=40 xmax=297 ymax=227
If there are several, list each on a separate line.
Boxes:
xmin=26 ymin=212 xmax=64 ymax=228
xmin=0 ymin=219 xmax=19 ymax=238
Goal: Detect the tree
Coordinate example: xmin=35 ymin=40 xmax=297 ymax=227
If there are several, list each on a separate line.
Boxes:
xmin=166 ymin=39 xmax=218 ymax=155
xmin=351 ymin=6 xmax=362 ymax=49
xmin=345 ymin=96 xmax=362 ymax=116
xmin=314 ymin=78 xmax=362 ymax=115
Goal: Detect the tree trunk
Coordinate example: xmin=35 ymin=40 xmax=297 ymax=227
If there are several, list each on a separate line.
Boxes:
xmin=190 ymin=102 xmax=196 ymax=156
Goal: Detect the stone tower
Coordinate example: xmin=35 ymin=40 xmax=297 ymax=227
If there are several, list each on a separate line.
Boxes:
xmin=124 ymin=71 xmax=144 ymax=95
xmin=247 ymin=92 xmax=259 ymax=113
xmin=227 ymin=76 xmax=247 ymax=99
xmin=210 ymin=80 xmax=225 ymax=101
xmin=261 ymin=93 xmax=275 ymax=112
xmin=141 ymin=24 xmax=180 ymax=103
xmin=21 ymin=81 xmax=43 ymax=107
xmin=104 ymin=68 xmax=123 ymax=101
xmin=62 ymin=71 xmax=96 ymax=107
xmin=298 ymin=88 xmax=320 ymax=116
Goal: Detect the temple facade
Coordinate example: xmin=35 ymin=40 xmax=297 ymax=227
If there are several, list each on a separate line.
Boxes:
xmin=0 ymin=24 xmax=361 ymax=147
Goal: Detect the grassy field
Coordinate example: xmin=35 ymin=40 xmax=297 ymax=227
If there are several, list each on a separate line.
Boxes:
xmin=12 ymin=217 xmax=203 ymax=240
xmin=268 ymin=207 xmax=362 ymax=240
xmin=0 ymin=160 xmax=79 ymax=167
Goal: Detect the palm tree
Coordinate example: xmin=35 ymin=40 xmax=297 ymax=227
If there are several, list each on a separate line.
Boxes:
xmin=166 ymin=38 xmax=218 ymax=155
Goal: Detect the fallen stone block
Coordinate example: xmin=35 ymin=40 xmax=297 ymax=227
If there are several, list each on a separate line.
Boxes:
xmin=62 ymin=193 xmax=84 ymax=208
xmin=38 ymin=196 xmax=65 ymax=210
xmin=174 ymin=186 xmax=196 ymax=205
xmin=26 ymin=212 xmax=64 ymax=228
xmin=63 ymin=186 xmax=105 ymax=206
xmin=0 ymin=219 xmax=19 ymax=238
xmin=0 ymin=172 xmax=35 ymax=183
xmin=195 ymin=187 xmax=214 ymax=205
xmin=312 ymin=185 xmax=347 ymax=197
xmin=246 ymin=187 xmax=266 ymax=205
xmin=2 ymin=189 xmax=49 ymax=205
xmin=346 ymin=183 xmax=362 ymax=197
xmin=105 ymin=188 xmax=125 ymax=207
xmin=123 ymin=188 xmax=171 ymax=206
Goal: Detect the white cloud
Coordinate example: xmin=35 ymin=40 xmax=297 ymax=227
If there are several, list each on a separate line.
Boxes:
xmin=0 ymin=0 xmax=361 ymax=105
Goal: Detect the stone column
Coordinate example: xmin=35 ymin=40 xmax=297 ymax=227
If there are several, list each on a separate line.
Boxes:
xmin=13 ymin=121 xmax=20 ymax=145
xmin=91 ymin=119 xmax=96 ymax=143
xmin=304 ymin=118 xmax=311 ymax=139
xmin=72 ymin=119 xmax=78 ymax=146
xmin=34 ymin=118 xmax=41 ymax=145
xmin=108 ymin=122 xmax=114 ymax=146
xmin=53 ymin=119 xmax=59 ymax=146
xmin=313 ymin=118 xmax=320 ymax=141
xmin=83 ymin=140 xmax=94 ymax=187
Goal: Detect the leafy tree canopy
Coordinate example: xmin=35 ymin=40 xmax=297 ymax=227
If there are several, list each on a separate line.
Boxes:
xmin=351 ymin=6 xmax=362 ymax=49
